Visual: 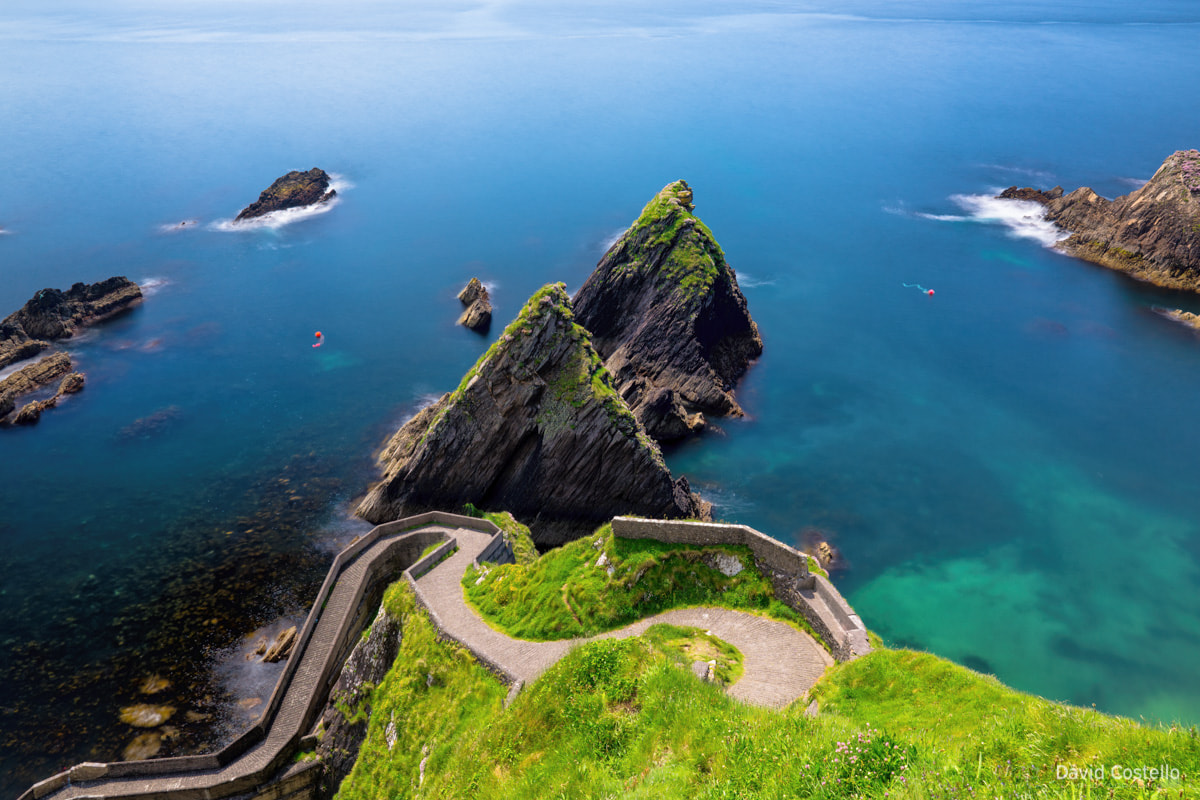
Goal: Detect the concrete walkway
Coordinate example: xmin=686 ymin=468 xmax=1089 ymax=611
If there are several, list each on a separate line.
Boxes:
xmin=412 ymin=527 xmax=834 ymax=709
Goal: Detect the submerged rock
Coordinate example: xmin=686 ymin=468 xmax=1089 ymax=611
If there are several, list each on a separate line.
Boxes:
xmin=573 ymin=180 xmax=762 ymax=442
xmin=0 ymin=277 xmax=142 ymax=369
xmin=1001 ymin=150 xmax=1200 ymax=292
xmin=235 ymin=168 xmax=336 ymax=222
xmin=356 ymin=283 xmax=708 ymax=545
xmin=118 ymin=704 xmax=176 ymax=728
xmin=122 ymin=731 xmax=162 ymax=761
xmin=456 ymin=277 xmax=493 ymax=333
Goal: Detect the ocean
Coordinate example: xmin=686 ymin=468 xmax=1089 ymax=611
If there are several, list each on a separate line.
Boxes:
xmin=2 ymin=0 xmax=1200 ymax=791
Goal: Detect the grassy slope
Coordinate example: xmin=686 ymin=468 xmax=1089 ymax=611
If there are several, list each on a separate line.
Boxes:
xmin=334 ymin=520 xmax=1200 ymax=799
xmin=461 ymin=522 xmax=817 ymax=642
xmin=336 ymin=582 xmax=1200 ymax=799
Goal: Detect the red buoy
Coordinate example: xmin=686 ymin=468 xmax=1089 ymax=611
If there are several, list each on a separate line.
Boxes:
xmin=927 ymin=289 xmax=935 ymax=296
xmin=312 ymin=331 xmax=323 ymax=348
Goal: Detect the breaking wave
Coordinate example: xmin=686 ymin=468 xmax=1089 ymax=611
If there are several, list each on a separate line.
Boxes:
xmin=943 ymin=194 xmax=1069 ymax=247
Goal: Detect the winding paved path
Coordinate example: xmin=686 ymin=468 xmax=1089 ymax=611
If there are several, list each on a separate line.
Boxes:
xmin=25 ymin=517 xmax=832 ymax=800
xmin=412 ymin=527 xmax=834 ymax=709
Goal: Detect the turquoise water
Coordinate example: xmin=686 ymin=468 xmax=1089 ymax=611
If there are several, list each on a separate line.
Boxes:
xmin=3 ymin=0 xmax=1200 ymax=790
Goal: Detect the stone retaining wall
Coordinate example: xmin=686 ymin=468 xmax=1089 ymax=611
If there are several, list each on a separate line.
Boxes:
xmin=611 ymin=516 xmax=870 ymax=661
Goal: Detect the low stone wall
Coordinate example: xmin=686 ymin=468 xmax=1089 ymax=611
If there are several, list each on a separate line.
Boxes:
xmin=611 ymin=516 xmax=870 ymax=661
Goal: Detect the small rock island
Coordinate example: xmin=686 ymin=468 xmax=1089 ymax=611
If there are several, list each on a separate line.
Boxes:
xmin=456 ymin=277 xmax=493 ymax=333
xmin=356 ymin=283 xmax=709 ymax=545
xmin=235 ymin=168 xmax=337 ymax=222
xmin=1001 ymin=149 xmax=1200 ymax=292
xmin=573 ymin=180 xmax=762 ymax=442
xmin=0 ymin=277 xmax=141 ymax=425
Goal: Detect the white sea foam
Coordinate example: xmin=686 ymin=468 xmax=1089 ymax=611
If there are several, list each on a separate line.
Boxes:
xmin=915 ymin=212 xmax=970 ymax=222
xmin=1117 ymin=176 xmax=1150 ymax=188
xmin=210 ymin=174 xmax=350 ymax=232
xmin=139 ymin=277 xmax=170 ymax=297
xmin=947 ymin=193 xmax=1069 ymax=247
xmin=481 ymin=280 xmax=499 ymax=294
xmin=735 ymin=271 xmax=776 ymax=288
xmin=601 ymin=228 xmax=627 ymax=251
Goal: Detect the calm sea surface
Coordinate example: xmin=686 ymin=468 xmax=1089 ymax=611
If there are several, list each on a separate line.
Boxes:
xmin=2 ymin=0 xmax=1200 ymax=791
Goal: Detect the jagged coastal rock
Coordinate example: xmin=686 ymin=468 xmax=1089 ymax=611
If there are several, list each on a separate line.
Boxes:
xmin=1 ymin=353 xmax=86 ymax=425
xmin=456 ymin=277 xmax=493 ymax=333
xmin=356 ymin=284 xmax=708 ymax=544
xmin=573 ymin=180 xmax=762 ymax=442
xmin=1000 ymin=150 xmax=1200 ymax=291
xmin=234 ymin=168 xmax=337 ymax=222
xmin=0 ymin=277 xmax=142 ymax=369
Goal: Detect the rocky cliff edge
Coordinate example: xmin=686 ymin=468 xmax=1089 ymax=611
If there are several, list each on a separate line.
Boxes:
xmin=1002 ymin=150 xmax=1200 ymax=291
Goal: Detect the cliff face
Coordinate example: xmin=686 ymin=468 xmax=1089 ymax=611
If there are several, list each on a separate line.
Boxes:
xmin=0 ymin=277 xmax=141 ymax=370
xmin=356 ymin=284 xmax=707 ymax=545
xmin=235 ymin=168 xmax=336 ymax=221
xmin=572 ymin=181 xmax=762 ymax=442
xmin=1003 ymin=150 xmax=1200 ymax=291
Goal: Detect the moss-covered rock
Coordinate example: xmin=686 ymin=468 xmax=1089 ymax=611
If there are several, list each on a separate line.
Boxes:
xmin=357 ymin=284 xmax=708 ymax=545
xmin=234 ymin=168 xmax=336 ymax=221
xmin=573 ymin=181 xmax=762 ymax=441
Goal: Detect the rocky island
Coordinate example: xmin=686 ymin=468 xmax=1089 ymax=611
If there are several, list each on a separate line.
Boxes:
xmin=573 ymin=180 xmax=762 ymax=441
xmin=1000 ymin=149 xmax=1200 ymax=291
xmin=1 ymin=277 xmax=140 ymax=425
xmin=456 ymin=277 xmax=492 ymax=333
xmin=235 ymin=168 xmax=337 ymax=222
xmin=355 ymin=284 xmax=708 ymax=545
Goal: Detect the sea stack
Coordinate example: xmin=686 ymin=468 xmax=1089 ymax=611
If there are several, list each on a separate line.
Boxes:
xmin=1000 ymin=150 xmax=1200 ymax=292
xmin=235 ymin=168 xmax=337 ymax=222
xmin=456 ymin=277 xmax=493 ymax=333
xmin=356 ymin=283 xmax=708 ymax=545
xmin=572 ymin=180 xmax=762 ymax=442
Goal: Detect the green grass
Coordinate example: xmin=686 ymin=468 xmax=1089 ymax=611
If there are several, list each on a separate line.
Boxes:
xmin=461 ymin=522 xmax=815 ymax=641
xmin=642 ymin=623 xmax=744 ymax=686
xmin=338 ymin=583 xmax=1200 ymax=799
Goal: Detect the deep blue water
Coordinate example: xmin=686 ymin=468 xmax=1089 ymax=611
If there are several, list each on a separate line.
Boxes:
xmin=3 ymin=0 xmax=1200 ymax=791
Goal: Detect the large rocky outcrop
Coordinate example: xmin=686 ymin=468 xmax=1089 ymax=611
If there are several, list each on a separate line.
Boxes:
xmin=1000 ymin=150 xmax=1200 ymax=291
xmin=572 ymin=180 xmax=762 ymax=442
xmin=356 ymin=283 xmax=708 ymax=545
xmin=235 ymin=168 xmax=337 ymax=222
xmin=0 ymin=277 xmax=142 ymax=368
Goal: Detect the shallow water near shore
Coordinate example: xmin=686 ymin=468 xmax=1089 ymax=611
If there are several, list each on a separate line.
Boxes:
xmin=3 ymin=0 xmax=1200 ymax=792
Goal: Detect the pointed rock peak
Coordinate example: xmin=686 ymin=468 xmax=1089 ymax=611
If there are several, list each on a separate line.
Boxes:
xmin=356 ymin=283 xmax=708 ymax=545
xmin=573 ymin=182 xmax=762 ymax=442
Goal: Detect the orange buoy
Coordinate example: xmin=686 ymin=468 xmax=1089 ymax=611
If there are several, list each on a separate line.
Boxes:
xmin=312 ymin=331 xmax=323 ymax=348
